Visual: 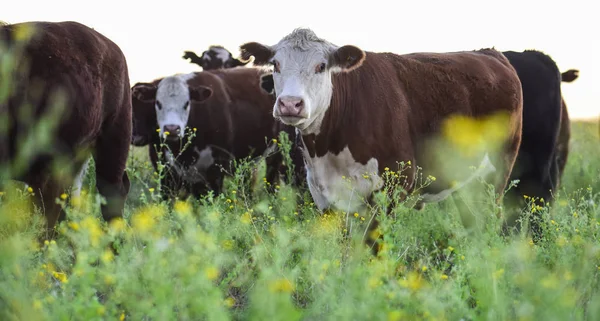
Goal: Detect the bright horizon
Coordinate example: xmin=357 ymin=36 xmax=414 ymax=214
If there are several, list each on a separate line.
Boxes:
xmin=4 ymin=0 xmax=598 ymax=120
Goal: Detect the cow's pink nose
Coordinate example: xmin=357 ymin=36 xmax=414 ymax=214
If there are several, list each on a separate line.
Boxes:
xmin=163 ymin=124 xmax=181 ymax=135
xmin=277 ymin=96 xmax=304 ymax=116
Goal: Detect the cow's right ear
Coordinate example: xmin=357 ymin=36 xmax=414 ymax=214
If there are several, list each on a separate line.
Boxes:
xmin=260 ymin=73 xmax=275 ymax=95
xmin=131 ymin=83 xmax=157 ymax=103
xmin=239 ymin=42 xmax=273 ymax=66
xmin=189 ymin=85 xmax=213 ymax=102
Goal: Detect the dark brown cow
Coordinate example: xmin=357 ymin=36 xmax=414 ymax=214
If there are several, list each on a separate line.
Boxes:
xmin=240 ymin=28 xmax=523 ymax=250
xmin=131 ymin=67 xmax=293 ymax=199
xmin=557 ymin=69 xmax=579 ymax=180
xmin=0 ymin=21 xmax=131 ymax=235
xmin=183 ymin=45 xmax=248 ymax=70
xmin=500 ymin=50 xmax=576 ymax=238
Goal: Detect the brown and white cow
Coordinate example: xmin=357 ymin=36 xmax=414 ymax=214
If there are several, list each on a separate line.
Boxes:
xmin=240 ymin=28 xmax=523 ymax=233
xmin=131 ymin=67 xmax=294 ymax=199
xmin=183 ymin=45 xmax=248 ymax=70
xmin=0 ymin=21 xmax=131 ymax=235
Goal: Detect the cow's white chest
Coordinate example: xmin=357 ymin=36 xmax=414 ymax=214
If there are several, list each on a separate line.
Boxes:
xmin=303 ymin=146 xmax=383 ymax=213
xmin=165 ymin=146 xmax=214 ymax=184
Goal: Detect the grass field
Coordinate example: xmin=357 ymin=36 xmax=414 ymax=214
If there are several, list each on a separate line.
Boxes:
xmin=1 ymin=120 xmax=599 ymax=321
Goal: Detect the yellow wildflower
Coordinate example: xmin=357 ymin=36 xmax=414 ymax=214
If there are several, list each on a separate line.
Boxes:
xmin=174 ymin=200 xmax=192 ymax=217
xmin=353 ymin=213 xmax=359 ymax=218
xmin=52 ymin=271 xmax=68 ymax=283
xmin=68 ymin=222 xmax=80 ymax=231
xmin=240 ymin=212 xmax=252 ymax=224
xmin=156 ymin=128 xmax=160 ymax=132
xmin=272 ymin=138 xmax=277 ymax=143
xmin=120 ymin=313 xmax=125 ymax=321
xmin=101 ymin=250 xmax=114 ymax=264
xmin=441 ymin=274 xmax=449 ymax=280
xmin=388 ymin=311 xmax=403 ymax=321
xmin=60 ymin=193 xmax=68 ymax=200
xmin=399 ymin=271 xmax=426 ymax=291
xmin=268 ymin=278 xmax=295 ymax=293
xmin=205 ymin=266 xmax=219 ymax=281
xmin=384 ymin=167 xmax=390 ymax=171
xmin=27 ymin=187 xmax=34 ymax=193
xmin=193 ymin=127 xmax=197 ymax=132
xmin=224 ymin=297 xmax=235 ymax=308
xmin=109 ymin=218 xmax=127 ymax=234
xmin=422 ymin=266 xmax=428 ymax=272
xmin=148 ymin=188 xmax=155 ymax=193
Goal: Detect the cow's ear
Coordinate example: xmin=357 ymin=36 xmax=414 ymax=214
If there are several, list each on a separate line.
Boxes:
xmin=230 ymin=57 xmax=249 ymax=68
xmin=131 ymin=83 xmax=157 ymax=103
xmin=260 ymin=73 xmax=275 ymax=95
xmin=189 ymin=85 xmax=212 ymax=102
xmin=329 ymin=45 xmax=366 ymax=72
xmin=239 ymin=42 xmax=273 ymax=66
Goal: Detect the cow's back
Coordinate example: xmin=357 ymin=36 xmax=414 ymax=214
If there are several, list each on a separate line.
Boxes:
xmin=323 ymin=49 xmax=522 ymax=195
xmin=2 ymin=21 xmax=129 ymax=162
xmin=208 ymin=67 xmax=277 ymax=159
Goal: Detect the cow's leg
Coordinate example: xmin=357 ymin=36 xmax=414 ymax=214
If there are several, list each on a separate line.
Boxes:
xmin=31 ymin=177 xmax=67 ymax=240
xmin=93 ymin=122 xmax=130 ymax=223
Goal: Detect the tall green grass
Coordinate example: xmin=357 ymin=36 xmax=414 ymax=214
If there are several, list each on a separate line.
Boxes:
xmin=0 ymin=120 xmax=599 ymax=321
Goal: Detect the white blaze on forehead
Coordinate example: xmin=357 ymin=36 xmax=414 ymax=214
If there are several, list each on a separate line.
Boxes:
xmin=302 ymin=144 xmax=383 ymax=214
xmin=155 ymin=73 xmax=196 ymax=138
xmin=270 ymin=29 xmax=340 ymax=135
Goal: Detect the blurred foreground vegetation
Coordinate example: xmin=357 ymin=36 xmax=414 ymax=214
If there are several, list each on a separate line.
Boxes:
xmin=0 ymin=120 xmax=599 ymax=321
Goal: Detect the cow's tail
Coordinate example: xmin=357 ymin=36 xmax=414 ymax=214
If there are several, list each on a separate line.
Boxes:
xmin=561 ymin=69 xmax=579 ymax=83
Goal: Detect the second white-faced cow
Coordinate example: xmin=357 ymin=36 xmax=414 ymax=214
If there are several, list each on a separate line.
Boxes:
xmin=0 ymin=21 xmax=131 ymax=236
xmin=131 ymin=67 xmax=294 ymax=199
xmin=183 ymin=45 xmax=248 ymax=71
xmin=240 ymin=28 xmax=524 ymax=246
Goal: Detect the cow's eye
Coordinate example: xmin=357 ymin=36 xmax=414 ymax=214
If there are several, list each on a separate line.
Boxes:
xmin=315 ymin=63 xmax=326 ymax=73
xmin=156 ymin=101 xmax=162 ymax=110
xmin=183 ymin=101 xmax=189 ymax=110
xmin=273 ymin=60 xmax=280 ymax=73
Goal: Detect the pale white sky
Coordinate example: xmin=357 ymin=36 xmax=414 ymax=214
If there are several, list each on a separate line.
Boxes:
xmin=4 ymin=0 xmax=598 ymax=119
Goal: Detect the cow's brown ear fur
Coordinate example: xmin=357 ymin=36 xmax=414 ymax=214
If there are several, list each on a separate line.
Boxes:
xmin=239 ymin=42 xmax=273 ymax=66
xmin=189 ymin=85 xmax=213 ymax=102
xmin=131 ymin=83 xmax=157 ymax=103
xmin=330 ymin=45 xmax=366 ymax=72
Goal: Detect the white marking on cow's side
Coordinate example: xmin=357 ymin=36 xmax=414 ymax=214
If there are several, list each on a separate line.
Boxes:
xmin=210 ymin=46 xmax=231 ymax=64
xmin=201 ymin=51 xmax=212 ymax=61
xmin=164 ymin=146 xmax=215 ymax=184
xmin=72 ymin=157 xmax=91 ymax=197
xmin=155 ymin=73 xmax=196 ymax=139
xmin=301 ymin=143 xmax=383 ymax=214
xmin=420 ymin=153 xmax=496 ymax=203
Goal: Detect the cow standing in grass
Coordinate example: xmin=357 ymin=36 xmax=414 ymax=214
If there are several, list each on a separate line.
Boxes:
xmin=131 ymin=67 xmax=297 ymax=200
xmin=501 ymin=50 xmax=578 ymax=237
xmin=0 ymin=21 xmax=132 ymax=236
xmin=240 ymin=28 xmax=524 ymax=252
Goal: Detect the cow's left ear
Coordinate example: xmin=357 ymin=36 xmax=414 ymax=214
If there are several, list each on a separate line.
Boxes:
xmin=189 ymin=85 xmax=213 ymax=102
xmin=239 ymin=42 xmax=274 ymax=66
xmin=131 ymin=83 xmax=157 ymax=103
xmin=329 ymin=45 xmax=366 ymax=72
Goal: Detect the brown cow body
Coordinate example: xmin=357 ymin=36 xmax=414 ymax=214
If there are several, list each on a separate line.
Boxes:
xmin=131 ymin=67 xmax=295 ymax=199
xmin=240 ymin=29 xmax=523 ymax=226
xmin=0 ymin=21 xmax=132 ymax=234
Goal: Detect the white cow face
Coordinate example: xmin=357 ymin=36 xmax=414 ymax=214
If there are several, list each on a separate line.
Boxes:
xmin=240 ymin=28 xmax=366 ymax=135
xmin=131 ymin=74 xmax=212 ymax=141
